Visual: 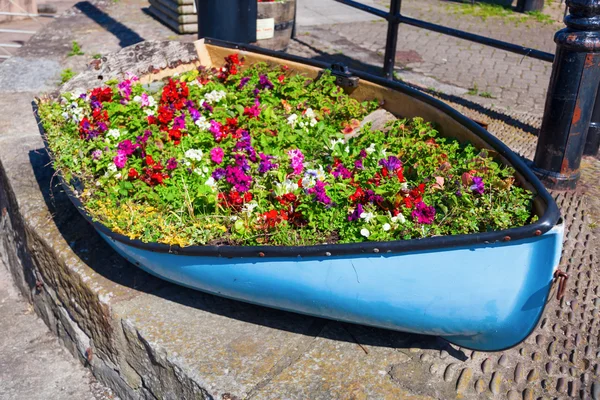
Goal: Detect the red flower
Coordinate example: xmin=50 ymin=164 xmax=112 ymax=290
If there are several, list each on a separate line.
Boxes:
xmin=145 ymin=155 xmax=155 ymax=166
xmin=158 ymin=106 xmax=174 ymax=125
xmin=147 ymin=115 xmax=157 ymax=125
xmin=349 ymin=187 xmax=365 ymax=203
xmin=168 ymin=128 xmax=182 ymax=144
xmin=277 ymin=75 xmax=285 ymax=83
xmin=128 ymin=168 xmax=139 ymax=180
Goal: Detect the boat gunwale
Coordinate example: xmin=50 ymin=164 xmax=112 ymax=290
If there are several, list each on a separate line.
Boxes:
xmin=37 ymin=38 xmax=561 ymax=258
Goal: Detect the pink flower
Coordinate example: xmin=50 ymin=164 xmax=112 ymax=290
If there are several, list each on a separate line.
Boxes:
xmin=411 ymin=201 xmax=436 ymax=224
xmin=140 ymin=93 xmax=151 ymax=107
xmin=287 ymin=149 xmax=304 ymax=175
xmin=210 ymin=147 xmax=224 ymax=164
xmin=209 ymin=120 xmax=224 ymax=141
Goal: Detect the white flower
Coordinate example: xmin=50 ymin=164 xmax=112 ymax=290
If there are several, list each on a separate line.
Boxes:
xmin=107 ymin=163 xmax=117 ymax=173
xmin=203 ymin=90 xmax=227 ymax=104
xmin=305 ymin=108 xmax=316 ymax=119
xmin=242 ymin=201 xmax=258 ymax=216
xmin=195 ymin=116 xmax=210 ymax=130
xmin=345 ymin=146 xmax=350 ymax=153
xmin=310 ymin=118 xmax=318 ymax=127
xmin=95 ymin=181 xmax=102 ymax=187
xmin=401 ymin=182 xmax=409 ymax=191
xmin=205 ymin=176 xmax=217 ymax=190
xmin=329 ymin=138 xmax=344 ymax=149
xmin=382 ymin=223 xmax=391 ymax=232
xmin=185 ymin=149 xmax=203 ymax=161
xmin=144 ymin=108 xmax=155 ymax=116
xmin=192 ymin=167 xmax=203 ymax=175
xmin=391 ymin=214 xmax=406 ymax=224
xmin=115 ymin=173 xmax=122 ymax=180
xmin=366 ymin=143 xmax=376 ymax=154
xmin=360 ymin=228 xmax=370 ymax=238
xmin=188 ymin=80 xmax=202 ymax=87
xmin=106 ymin=129 xmax=121 ymax=140
xmin=360 ymin=211 xmax=375 ymax=223
xmin=287 ymin=113 xmax=298 ymax=127
xmin=275 ymin=179 xmax=299 ymax=196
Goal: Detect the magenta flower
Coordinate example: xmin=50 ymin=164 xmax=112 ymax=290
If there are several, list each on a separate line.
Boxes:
xmin=332 ymin=163 xmax=352 ymax=179
xmin=209 ymin=120 xmax=224 ymax=141
xmin=202 ymin=101 xmax=213 ymax=113
xmin=136 ymin=130 xmax=152 ymax=145
xmin=113 ymin=151 xmax=127 ymax=169
xmin=117 ymin=80 xmax=133 ymax=101
xmin=118 ymin=139 xmax=138 ymax=156
xmin=173 ymin=114 xmax=186 ymax=130
xmin=412 ymin=201 xmax=436 ymax=224
xmin=140 ymin=93 xmax=151 ymax=107
xmin=308 ymin=180 xmax=331 ymax=205
xmin=210 ymin=147 xmax=224 ymax=164
xmin=166 ymin=158 xmax=178 ymax=170
xmin=225 ymin=165 xmax=252 ymax=192
xmin=287 ymin=149 xmax=304 ymax=175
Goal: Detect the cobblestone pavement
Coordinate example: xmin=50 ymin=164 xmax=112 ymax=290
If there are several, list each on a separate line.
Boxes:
xmin=291 ymin=0 xmax=566 ymax=114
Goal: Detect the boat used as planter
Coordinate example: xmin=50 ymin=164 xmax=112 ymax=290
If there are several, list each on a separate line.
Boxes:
xmin=45 ymin=39 xmax=563 ymax=352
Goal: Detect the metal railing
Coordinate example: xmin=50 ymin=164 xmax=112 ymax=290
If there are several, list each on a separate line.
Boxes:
xmin=331 ymin=0 xmax=600 ymax=190
xmin=334 ymin=0 xmax=555 ymax=78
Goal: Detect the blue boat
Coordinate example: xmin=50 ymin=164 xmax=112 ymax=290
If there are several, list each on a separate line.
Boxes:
xmin=48 ymin=39 xmax=564 ymax=351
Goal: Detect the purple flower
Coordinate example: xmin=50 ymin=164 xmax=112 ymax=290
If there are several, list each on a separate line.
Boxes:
xmin=188 ymin=106 xmax=200 ymax=121
xmin=258 ymin=152 xmax=277 ymax=173
xmin=308 ymin=180 xmax=331 ymax=205
xmin=225 ymin=165 xmax=252 ymax=192
xmin=136 ymin=130 xmax=152 ymax=145
xmin=91 ymin=150 xmax=103 ymax=160
xmin=238 ymin=76 xmax=250 ymax=89
xmin=456 ymin=189 xmax=462 ymax=197
xmin=287 ymin=149 xmax=304 ymax=175
xmin=365 ymin=189 xmax=383 ymax=204
xmin=234 ymin=153 xmax=250 ymax=172
xmin=118 ymin=139 xmax=138 ymax=156
xmin=348 ymin=203 xmax=364 ymax=221
xmin=332 ymin=163 xmax=352 ymax=179
xmin=212 ymin=168 xmax=226 ymax=180
xmin=470 ymin=176 xmax=485 ymax=195
xmin=201 ymin=101 xmax=213 ymax=113
xmin=411 ymin=201 xmax=436 ymax=224
xmin=113 ymin=151 xmax=127 ymax=169
xmin=378 ymin=156 xmax=402 ymax=171
xmin=234 ymin=130 xmax=252 ymax=151
xmin=97 ymin=122 xmax=108 ymax=132
xmin=166 ymin=158 xmax=178 ymax=170
xmin=354 ymin=159 xmax=364 ymax=170
xmin=252 ymin=88 xmax=260 ymax=96
xmin=259 ymin=75 xmax=274 ymax=90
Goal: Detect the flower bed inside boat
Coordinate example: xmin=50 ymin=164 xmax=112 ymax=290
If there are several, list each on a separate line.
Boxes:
xmin=38 ymin=54 xmax=536 ymax=247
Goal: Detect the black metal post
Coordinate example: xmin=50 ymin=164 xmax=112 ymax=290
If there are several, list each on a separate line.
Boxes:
xmin=532 ymin=0 xmax=600 ymax=190
xmin=383 ymin=0 xmax=401 ymax=79
xmin=585 ymin=90 xmax=600 ymax=157
xmin=516 ymin=0 xmax=544 ymax=13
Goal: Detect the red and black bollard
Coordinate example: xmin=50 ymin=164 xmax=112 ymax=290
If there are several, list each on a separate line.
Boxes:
xmin=533 ymin=0 xmax=600 ymax=189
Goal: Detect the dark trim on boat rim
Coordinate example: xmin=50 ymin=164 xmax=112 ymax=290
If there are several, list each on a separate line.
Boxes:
xmin=37 ymin=39 xmax=561 ymax=258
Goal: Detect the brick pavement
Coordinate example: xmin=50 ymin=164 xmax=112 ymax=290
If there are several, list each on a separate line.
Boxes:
xmin=292 ymin=0 xmax=565 ymax=115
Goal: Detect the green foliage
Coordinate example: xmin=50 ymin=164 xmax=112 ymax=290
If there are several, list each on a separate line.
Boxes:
xmin=68 ymin=41 xmax=84 ymax=57
xmin=92 ymin=53 xmax=102 ymax=59
xmin=60 ymin=68 xmax=74 ymax=84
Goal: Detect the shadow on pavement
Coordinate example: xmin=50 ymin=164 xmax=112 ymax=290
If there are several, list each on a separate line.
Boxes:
xmin=75 ymin=1 xmax=144 ymax=48
xmin=29 ymin=101 xmax=468 ymax=362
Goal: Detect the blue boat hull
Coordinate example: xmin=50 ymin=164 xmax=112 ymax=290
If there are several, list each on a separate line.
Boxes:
xmin=99 ymin=223 xmax=563 ymax=351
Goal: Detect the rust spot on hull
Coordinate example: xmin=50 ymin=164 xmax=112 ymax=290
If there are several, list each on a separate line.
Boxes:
xmin=585 ymin=54 xmax=595 ymax=68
